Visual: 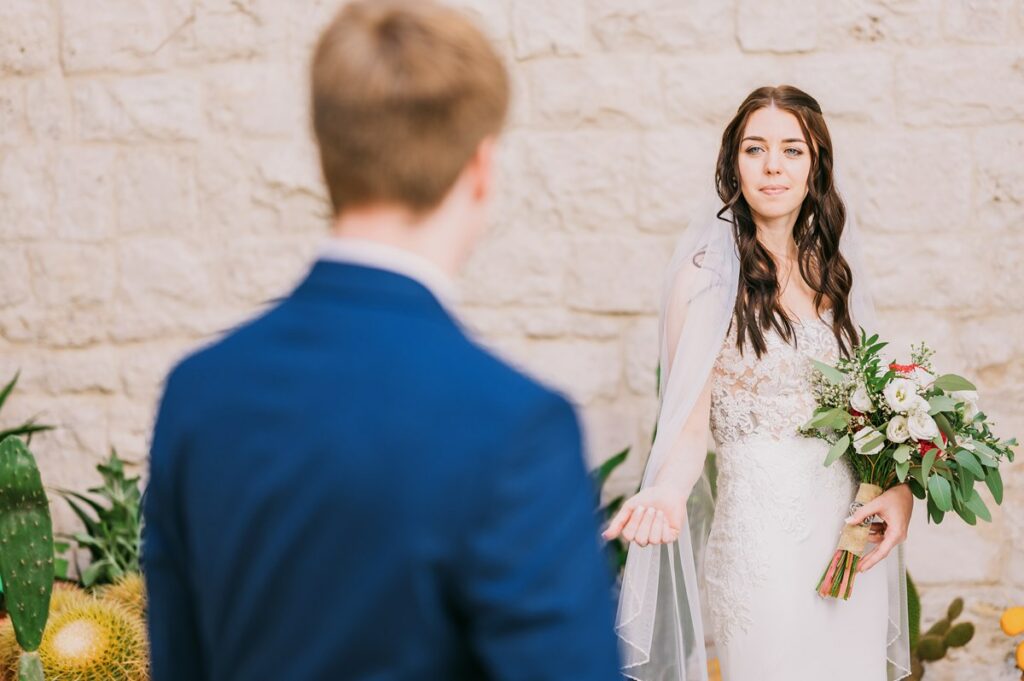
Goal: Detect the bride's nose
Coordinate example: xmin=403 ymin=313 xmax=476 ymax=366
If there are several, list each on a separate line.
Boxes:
xmin=764 ymin=150 xmax=784 ymax=175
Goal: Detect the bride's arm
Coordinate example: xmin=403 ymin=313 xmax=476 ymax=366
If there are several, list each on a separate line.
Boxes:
xmin=602 ymin=377 xmax=711 ymax=547
xmin=603 ymin=260 xmax=714 ymax=547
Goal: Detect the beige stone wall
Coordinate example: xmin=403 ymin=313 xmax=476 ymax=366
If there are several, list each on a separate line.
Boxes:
xmin=1 ymin=0 xmax=1022 ymax=676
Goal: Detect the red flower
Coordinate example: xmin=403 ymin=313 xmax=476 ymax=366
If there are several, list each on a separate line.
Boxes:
xmin=917 ymin=431 xmax=949 ymax=458
xmin=890 ymin=362 xmax=919 ymax=375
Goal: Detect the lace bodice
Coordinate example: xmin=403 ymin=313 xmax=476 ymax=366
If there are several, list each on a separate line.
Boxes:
xmin=710 ymin=314 xmax=839 ymax=446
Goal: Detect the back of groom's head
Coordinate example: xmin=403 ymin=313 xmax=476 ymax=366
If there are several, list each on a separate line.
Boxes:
xmin=311 ymin=0 xmax=510 ymax=218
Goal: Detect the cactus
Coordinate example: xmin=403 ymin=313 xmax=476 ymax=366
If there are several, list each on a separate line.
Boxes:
xmin=37 ymin=599 xmax=148 ymax=681
xmin=916 ymin=635 xmax=947 ymax=661
xmin=906 ymin=582 xmax=975 ymax=680
xmin=95 ymin=573 xmax=145 ymax=620
xmin=0 ymin=437 xmax=55 ymax=681
xmin=47 ymin=584 xmax=89 ymax=618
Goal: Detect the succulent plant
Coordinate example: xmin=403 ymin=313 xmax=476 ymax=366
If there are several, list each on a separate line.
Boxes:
xmin=95 ymin=573 xmax=145 ymax=620
xmin=36 ymin=599 xmax=148 ymax=681
xmin=57 ymin=450 xmax=142 ymax=588
xmin=0 ymin=437 xmax=56 ymax=681
xmin=906 ymin=580 xmax=975 ymax=680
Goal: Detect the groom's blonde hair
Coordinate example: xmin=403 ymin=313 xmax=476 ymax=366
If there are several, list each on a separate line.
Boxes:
xmin=311 ymin=0 xmax=509 ymax=217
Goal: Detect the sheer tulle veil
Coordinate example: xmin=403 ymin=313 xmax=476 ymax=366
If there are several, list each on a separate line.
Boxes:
xmin=615 ymin=180 xmax=911 ymax=681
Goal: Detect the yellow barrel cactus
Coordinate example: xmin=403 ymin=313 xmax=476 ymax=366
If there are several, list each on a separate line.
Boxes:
xmin=94 ymin=573 xmax=146 ymax=621
xmin=37 ymin=599 xmax=148 ymax=681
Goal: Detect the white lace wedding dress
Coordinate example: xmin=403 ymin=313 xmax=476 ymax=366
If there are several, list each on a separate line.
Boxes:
xmin=704 ymin=314 xmax=891 ymax=680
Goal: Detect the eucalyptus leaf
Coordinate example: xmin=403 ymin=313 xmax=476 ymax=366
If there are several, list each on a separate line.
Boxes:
xmin=928 ymin=395 xmax=958 ymax=415
xmin=964 ymin=489 xmax=992 ymax=522
xmin=824 ymin=434 xmax=850 ymax=467
xmin=893 ymin=444 xmax=913 ymax=464
xmin=954 ymin=450 xmax=984 ymax=478
xmin=896 ymin=459 xmax=910 ymax=483
xmin=933 ymin=374 xmax=976 ymax=392
xmin=984 ymin=468 xmax=1003 ymax=505
xmin=928 ymin=474 xmax=953 ymax=512
xmin=921 ymin=449 xmax=938 ymax=482
xmin=811 ymin=359 xmax=848 ymax=386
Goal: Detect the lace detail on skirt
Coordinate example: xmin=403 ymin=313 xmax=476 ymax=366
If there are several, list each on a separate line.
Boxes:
xmin=704 ymin=313 xmax=859 ymax=649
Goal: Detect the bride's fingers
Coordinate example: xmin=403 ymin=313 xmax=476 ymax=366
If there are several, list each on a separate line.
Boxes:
xmin=654 ymin=511 xmax=670 ymax=544
xmin=867 ymin=522 xmax=886 ymax=544
xmin=646 ymin=512 xmax=665 ymax=545
xmin=635 ymin=507 xmax=657 ymax=547
xmin=621 ymin=505 xmax=647 ymax=543
xmin=602 ymin=505 xmax=634 ymax=540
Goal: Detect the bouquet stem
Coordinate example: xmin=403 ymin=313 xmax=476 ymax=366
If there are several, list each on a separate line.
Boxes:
xmin=817 ymin=483 xmax=882 ymax=600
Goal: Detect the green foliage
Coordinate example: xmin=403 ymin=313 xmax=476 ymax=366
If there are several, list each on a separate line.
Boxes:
xmin=593 ymin=447 xmax=631 ymax=575
xmin=907 ymin=573 xmax=921 ymax=650
xmin=57 ymin=450 xmax=142 ymax=588
xmin=907 ymin=584 xmax=975 ymax=680
xmin=0 ymin=437 xmax=55 ymax=653
xmin=801 ymin=330 xmax=1016 ymax=528
xmin=0 ymin=373 xmax=53 ymax=446
xmin=17 ymin=652 xmax=43 ymax=681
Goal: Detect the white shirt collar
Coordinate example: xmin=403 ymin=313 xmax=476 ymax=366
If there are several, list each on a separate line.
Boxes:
xmin=317 ymin=237 xmax=460 ymax=310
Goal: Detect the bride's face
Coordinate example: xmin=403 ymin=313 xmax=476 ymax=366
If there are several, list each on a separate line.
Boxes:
xmin=737 ymin=105 xmax=812 ymax=223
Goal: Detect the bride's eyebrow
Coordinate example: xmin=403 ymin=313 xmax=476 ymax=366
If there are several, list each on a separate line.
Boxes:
xmin=741 ymin=136 xmax=808 ymax=144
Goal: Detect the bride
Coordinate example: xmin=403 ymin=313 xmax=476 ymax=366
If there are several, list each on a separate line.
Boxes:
xmin=604 ymin=85 xmax=912 ymax=680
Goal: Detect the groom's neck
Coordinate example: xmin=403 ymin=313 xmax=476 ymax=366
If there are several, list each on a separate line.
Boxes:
xmin=330 ymin=199 xmax=479 ymax=279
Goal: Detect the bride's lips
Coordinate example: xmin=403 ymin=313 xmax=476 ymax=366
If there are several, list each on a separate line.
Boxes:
xmin=760 ymin=185 xmax=788 ymax=195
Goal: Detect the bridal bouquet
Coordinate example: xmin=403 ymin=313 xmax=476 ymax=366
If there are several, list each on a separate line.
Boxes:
xmin=800 ymin=331 xmax=1016 ymax=600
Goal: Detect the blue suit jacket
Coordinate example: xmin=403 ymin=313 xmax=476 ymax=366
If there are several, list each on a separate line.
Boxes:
xmin=143 ymin=260 xmax=622 ymax=681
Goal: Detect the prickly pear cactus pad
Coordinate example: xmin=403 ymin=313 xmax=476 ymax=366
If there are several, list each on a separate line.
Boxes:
xmin=0 ymin=437 xmax=54 ymax=652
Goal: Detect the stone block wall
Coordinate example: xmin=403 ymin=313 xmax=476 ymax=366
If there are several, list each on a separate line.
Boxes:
xmin=0 ymin=0 xmax=1021 ymax=676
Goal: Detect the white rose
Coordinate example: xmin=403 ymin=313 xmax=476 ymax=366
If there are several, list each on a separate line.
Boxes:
xmin=886 ymin=415 xmax=910 ymax=443
xmin=952 ymin=390 xmax=981 ymax=420
xmin=910 ymin=367 xmax=936 ymax=388
xmin=907 ymin=409 xmax=940 ymax=442
xmin=883 ymin=378 xmax=919 ymax=414
xmin=853 ymin=426 xmax=885 ymax=455
xmin=850 ymin=384 xmax=874 ymax=413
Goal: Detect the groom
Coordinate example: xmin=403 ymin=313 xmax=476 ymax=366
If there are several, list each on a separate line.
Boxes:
xmin=143 ymin=1 xmax=621 ymax=680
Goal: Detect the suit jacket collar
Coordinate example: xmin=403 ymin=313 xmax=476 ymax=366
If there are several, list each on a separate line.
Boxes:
xmin=291 ymin=260 xmax=457 ymax=325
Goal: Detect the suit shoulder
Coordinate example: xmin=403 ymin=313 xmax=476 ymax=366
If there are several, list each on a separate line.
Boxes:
xmin=448 ymin=332 xmax=576 ymax=427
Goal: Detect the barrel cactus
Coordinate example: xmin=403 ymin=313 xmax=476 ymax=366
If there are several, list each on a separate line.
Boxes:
xmin=0 ymin=437 xmax=55 ymax=681
xmin=36 ymin=599 xmax=148 ymax=681
xmin=94 ymin=574 xmax=145 ymax=620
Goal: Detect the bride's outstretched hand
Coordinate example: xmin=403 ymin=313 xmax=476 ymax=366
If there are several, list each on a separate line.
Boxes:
xmin=602 ymin=485 xmax=686 ymax=547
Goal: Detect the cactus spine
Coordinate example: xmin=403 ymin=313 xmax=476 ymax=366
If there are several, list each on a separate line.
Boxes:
xmin=0 ymin=437 xmax=55 ymax=681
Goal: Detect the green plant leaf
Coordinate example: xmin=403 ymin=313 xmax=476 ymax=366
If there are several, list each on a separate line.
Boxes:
xmin=896 ymin=459 xmax=910 ymax=482
xmin=804 ymin=407 xmax=852 ymax=431
xmin=954 ymin=504 xmax=977 ymax=526
xmin=963 ymin=489 xmax=991 ymax=522
xmin=823 ymin=434 xmax=850 ymax=467
xmin=928 ymin=474 xmax=953 ymax=512
xmin=893 ymin=444 xmax=913 ymax=464
xmin=0 ymin=371 xmax=19 ymax=414
xmin=928 ymin=394 xmax=958 ymax=415
xmin=591 ymin=447 xmax=629 ymax=487
xmin=953 ymin=450 xmax=984 ymax=478
xmin=921 ymin=448 xmax=938 ymax=482
xmin=933 ymin=374 xmax=976 ymax=392
xmin=811 ymin=359 xmax=848 ymax=386
xmin=984 ymin=468 xmax=1003 ymax=505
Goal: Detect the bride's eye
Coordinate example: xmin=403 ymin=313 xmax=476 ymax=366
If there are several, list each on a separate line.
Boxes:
xmin=744 ymin=146 xmax=764 ymax=155
xmin=784 ymin=148 xmax=804 ymax=157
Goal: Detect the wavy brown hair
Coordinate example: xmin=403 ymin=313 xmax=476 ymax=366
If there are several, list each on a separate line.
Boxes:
xmin=715 ymin=85 xmax=858 ymax=358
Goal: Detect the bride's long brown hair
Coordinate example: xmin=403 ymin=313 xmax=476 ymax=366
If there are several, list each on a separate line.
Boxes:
xmin=715 ymin=85 xmax=858 ymax=359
